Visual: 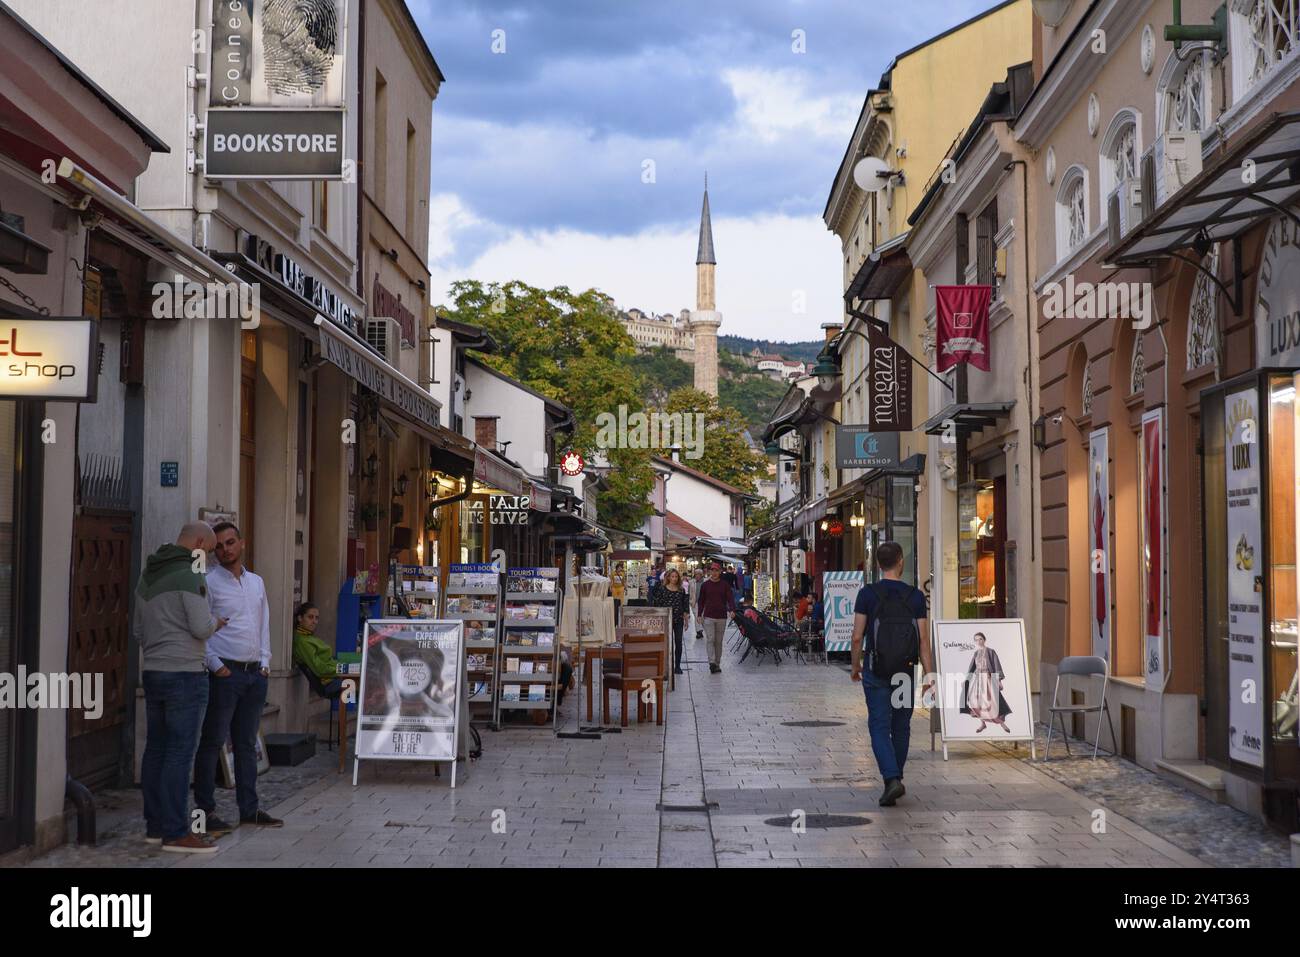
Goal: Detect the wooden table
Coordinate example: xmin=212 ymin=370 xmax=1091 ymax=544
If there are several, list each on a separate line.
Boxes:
xmin=333 ymin=671 xmax=360 ymax=772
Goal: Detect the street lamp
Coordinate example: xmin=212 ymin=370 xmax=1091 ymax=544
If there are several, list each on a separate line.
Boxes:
xmin=814 ymin=325 xmax=954 ymax=394
xmin=764 ymin=439 xmax=801 ymax=459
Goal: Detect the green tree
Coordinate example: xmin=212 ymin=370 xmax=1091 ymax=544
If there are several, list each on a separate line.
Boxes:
xmin=663 ymin=387 xmax=768 ymax=493
xmin=637 ymin=346 xmax=693 ymax=407
xmin=441 ymin=279 xmax=655 ymax=527
xmin=745 ymin=499 xmax=776 ymax=536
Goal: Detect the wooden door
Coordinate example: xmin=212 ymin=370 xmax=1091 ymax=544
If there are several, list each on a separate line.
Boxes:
xmin=67 ymin=511 xmax=133 ymax=789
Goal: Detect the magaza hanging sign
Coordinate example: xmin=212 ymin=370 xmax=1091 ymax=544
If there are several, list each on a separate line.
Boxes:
xmin=865 ymin=323 xmax=912 ymax=432
xmin=207 ymin=0 xmax=349 ymax=179
xmin=935 ymin=285 xmax=992 ymax=372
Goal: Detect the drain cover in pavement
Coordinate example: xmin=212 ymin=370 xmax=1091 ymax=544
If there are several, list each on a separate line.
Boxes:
xmin=781 ymin=720 xmax=846 ymax=728
xmin=763 ymin=813 xmax=870 ymax=828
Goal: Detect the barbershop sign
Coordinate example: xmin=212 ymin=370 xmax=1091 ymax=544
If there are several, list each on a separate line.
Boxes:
xmin=1256 ymin=215 xmax=1300 ymax=367
xmin=317 ymin=324 xmax=439 ymax=431
xmin=246 ymin=233 xmax=360 ymax=335
xmin=0 ymin=318 xmax=98 ymax=401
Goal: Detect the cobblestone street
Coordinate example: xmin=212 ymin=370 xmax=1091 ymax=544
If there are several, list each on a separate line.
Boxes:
xmin=19 ymin=628 xmax=1282 ymax=869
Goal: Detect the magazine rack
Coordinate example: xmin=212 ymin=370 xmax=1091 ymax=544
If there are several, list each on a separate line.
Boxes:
xmin=497 ymin=567 xmax=561 ymax=728
xmin=443 ymin=564 xmax=503 ymax=730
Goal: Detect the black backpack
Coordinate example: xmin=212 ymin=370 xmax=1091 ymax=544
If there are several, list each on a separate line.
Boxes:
xmin=869 ymin=583 xmax=921 ymax=680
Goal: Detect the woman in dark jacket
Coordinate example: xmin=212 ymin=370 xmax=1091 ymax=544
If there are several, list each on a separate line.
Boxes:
xmin=653 ymin=568 xmax=690 ymax=675
xmin=959 ymin=632 xmax=1012 ymax=732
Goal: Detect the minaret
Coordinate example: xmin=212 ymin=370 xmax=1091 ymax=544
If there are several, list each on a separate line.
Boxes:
xmin=691 ymin=176 xmax=721 ymax=397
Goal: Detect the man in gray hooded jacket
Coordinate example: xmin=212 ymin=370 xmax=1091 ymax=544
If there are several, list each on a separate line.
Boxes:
xmin=135 ymin=523 xmax=226 ymax=853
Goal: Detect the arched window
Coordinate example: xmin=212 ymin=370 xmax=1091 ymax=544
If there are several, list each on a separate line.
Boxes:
xmin=1082 ymin=363 xmax=1094 ymax=417
xmin=1056 ymin=166 xmax=1089 ymax=261
xmin=1231 ymin=0 xmax=1300 ymax=101
xmin=1157 ymin=47 xmax=1213 ymax=134
xmin=1186 ymin=245 xmax=1222 ymax=374
xmin=1130 ymin=334 xmax=1145 ymax=394
xmin=1100 ymin=111 xmax=1142 ymax=227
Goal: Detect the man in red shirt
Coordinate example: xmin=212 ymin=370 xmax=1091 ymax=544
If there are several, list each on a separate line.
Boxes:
xmin=695 ymin=562 xmax=736 ymax=673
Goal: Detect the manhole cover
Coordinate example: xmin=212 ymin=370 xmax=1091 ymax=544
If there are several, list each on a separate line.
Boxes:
xmin=781 ymin=720 xmax=846 ymax=728
xmin=763 ymin=813 xmax=870 ymax=829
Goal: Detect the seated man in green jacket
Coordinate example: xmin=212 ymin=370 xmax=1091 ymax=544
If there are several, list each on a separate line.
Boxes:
xmin=292 ymin=603 xmax=345 ymax=695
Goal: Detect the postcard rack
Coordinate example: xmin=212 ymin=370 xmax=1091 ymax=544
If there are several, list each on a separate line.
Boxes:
xmin=497 ymin=567 xmax=561 ymax=727
xmin=443 ymin=563 xmax=503 ymax=728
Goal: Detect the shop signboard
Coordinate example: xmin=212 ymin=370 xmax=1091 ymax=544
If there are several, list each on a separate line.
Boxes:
xmin=1087 ymin=428 xmax=1112 ymax=662
xmin=1141 ymin=409 xmax=1166 ymax=687
xmin=1224 ymin=387 xmax=1265 ymax=767
xmin=0 ymin=317 xmax=98 ymax=401
xmin=1255 ymin=215 xmax=1300 ymax=367
xmin=864 ymin=323 xmax=912 ymax=431
xmin=822 ymin=571 xmax=863 ymax=653
xmin=354 ymin=618 xmax=464 ymax=783
xmin=207 ymin=0 xmax=348 ymax=179
xmin=931 ymin=618 xmax=1035 ymax=748
xmin=836 ymin=427 xmax=900 ymax=470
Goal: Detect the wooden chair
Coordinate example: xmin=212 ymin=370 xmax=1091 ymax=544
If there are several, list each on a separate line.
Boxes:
xmin=603 ymin=634 xmax=666 ymax=727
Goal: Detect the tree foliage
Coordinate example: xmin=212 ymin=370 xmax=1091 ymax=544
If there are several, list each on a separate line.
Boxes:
xmin=663 ymin=387 xmax=768 ymax=494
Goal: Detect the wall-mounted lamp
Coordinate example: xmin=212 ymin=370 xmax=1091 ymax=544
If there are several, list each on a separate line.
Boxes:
xmin=1032 ymin=414 xmax=1049 ymax=451
xmin=363 ymin=451 xmax=379 ymax=480
xmin=393 ymin=472 xmax=409 ymax=498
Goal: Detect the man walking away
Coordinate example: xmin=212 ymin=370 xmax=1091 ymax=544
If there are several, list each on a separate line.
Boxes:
xmin=137 ymin=523 xmax=226 ymax=853
xmin=695 ymin=562 xmax=736 ymax=673
xmin=849 ymin=542 xmax=932 ymax=807
xmin=194 ymin=522 xmax=282 ymax=835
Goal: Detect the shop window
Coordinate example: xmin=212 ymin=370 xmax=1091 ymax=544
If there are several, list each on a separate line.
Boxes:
xmin=1266 ymin=375 xmax=1299 ymax=746
xmin=1055 ymin=166 xmax=1089 ymax=262
xmin=958 ymin=475 xmax=1006 ymax=618
xmin=1186 ymin=245 xmax=1221 ymax=374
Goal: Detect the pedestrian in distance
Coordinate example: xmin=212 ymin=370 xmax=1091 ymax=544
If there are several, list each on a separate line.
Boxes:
xmin=652 ymin=567 xmax=690 ymax=675
xmin=193 ymin=522 xmax=283 ymax=836
xmin=136 ymin=522 xmax=227 ymax=854
xmin=695 ymin=562 xmax=736 ymax=673
xmin=692 ymin=568 xmax=706 ymax=639
xmin=849 ymin=541 xmax=934 ymax=807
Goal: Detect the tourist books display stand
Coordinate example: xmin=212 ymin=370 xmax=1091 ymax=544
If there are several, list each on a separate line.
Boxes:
xmin=389 ymin=564 xmax=439 ymax=617
xmin=498 ymin=567 xmax=561 ymax=727
xmin=444 ymin=563 xmax=502 ymax=729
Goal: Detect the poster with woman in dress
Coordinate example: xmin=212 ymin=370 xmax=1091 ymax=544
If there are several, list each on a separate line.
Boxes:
xmin=932 ymin=619 xmax=1033 ymax=742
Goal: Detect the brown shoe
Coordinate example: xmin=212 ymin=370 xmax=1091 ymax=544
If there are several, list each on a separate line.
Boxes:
xmin=162 ymin=833 xmax=219 ymax=854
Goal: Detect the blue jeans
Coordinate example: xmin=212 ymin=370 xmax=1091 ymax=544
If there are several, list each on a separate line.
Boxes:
xmin=141 ymin=670 xmax=209 ymax=841
xmin=194 ymin=668 xmax=268 ymax=820
xmin=861 ymin=670 xmax=912 ymax=782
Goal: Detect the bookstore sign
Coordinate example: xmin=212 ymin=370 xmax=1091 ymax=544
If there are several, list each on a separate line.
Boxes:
xmin=207 ymin=0 xmax=349 ymax=179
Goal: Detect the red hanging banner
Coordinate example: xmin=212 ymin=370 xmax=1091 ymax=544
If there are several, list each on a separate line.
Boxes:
xmin=935 ymin=285 xmax=993 ymax=372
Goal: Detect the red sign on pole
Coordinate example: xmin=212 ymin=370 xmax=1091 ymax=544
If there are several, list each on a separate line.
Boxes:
xmin=935 ymin=285 xmax=992 ymax=372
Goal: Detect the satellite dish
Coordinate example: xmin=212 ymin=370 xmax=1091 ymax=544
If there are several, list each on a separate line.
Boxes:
xmin=853 ymin=156 xmax=893 ymax=192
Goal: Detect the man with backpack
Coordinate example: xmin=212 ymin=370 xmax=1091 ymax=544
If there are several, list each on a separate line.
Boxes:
xmin=849 ymin=541 xmax=933 ymax=807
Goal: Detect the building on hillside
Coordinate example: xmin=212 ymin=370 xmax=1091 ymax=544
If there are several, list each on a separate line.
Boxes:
xmin=757 ymin=356 xmax=806 ymax=381
xmin=620 ymin=307 xmax=694 ymax=360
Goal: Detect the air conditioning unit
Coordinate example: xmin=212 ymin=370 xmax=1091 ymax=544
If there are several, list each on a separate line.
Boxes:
xmin=1108 ymin=181 xmax=1143 ymax=246
xmin=1148 ymin=131 xmax=1203 ymax=208
xmin=365 ymin=317 xmax=400 ymax=362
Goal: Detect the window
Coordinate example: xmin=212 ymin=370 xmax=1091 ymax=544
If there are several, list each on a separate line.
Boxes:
xmin=1158 ymin=47 xmax=1212 ymax=133
xmin=976 ymin=199 xmax=999 ymax=290
xmin=1231 ymin=0 xmax=1300 ymax=99
xmin=374 ymin=70 xmax=389 ymax=205
xmin=1081 ymin=363 xmax=1094 ymax=417
xmin=313 ymin=182 xmax=329 ymax=232
xmin=1055 ymin=166 xmax=1089 ymax=260
xmin=1186 ymin=245 xmax=1222 ymax=373
xmin=405 ymin=121 xmax=418 ymax=241
xmin=1100 ymin=111 xmax=1142 ymax=227
xmin=1130 ymin=334 xmax=1146 ymax=395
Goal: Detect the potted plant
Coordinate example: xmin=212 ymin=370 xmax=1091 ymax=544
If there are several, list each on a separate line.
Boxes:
xmin=424 ymin=507 xmax=442 ymax=533
xmin=360 ymin=502 xmax=382 ymax=531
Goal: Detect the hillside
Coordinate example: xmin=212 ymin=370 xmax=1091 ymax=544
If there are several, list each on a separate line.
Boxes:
xmin=632 ymin=346 xmax=789 ymax=437
xmin=718 ymin=335 xmax=825 ymax=366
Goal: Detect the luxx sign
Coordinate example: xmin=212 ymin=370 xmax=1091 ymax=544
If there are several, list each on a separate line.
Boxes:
xmin=207 ymin=0 xmax=348 ymax=179
xmin=0 ymin=318 xmax=98 ymax=401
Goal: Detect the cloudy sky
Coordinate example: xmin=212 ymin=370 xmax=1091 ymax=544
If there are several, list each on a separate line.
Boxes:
xmin=409 ymin=0 xmax=999 ymax=342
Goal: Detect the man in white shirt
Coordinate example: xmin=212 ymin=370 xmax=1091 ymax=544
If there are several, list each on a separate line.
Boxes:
xmin=192 ymin=522 xmax=283 ymax=834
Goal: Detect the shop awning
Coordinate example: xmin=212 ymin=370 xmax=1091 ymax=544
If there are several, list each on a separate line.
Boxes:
xmin=795 ymin=496 xmax=829 ymax=532
xmin=845 ymin=232 xmax=911 ymax=309
xmin=693 ymin=537 xmax=749 ymax=556
xmin=921 ymin=401 xmax=1015 ymax=436
xmin=526 ymin=477 xmax=553 ymax=512
xmin=827 ymin=475 xmax=869 ymax=509
xmin=314 ymin=317 xmax=442 ymax=438
xmin=474 ymin=447 xmax=528 ymax=496
xmin=1105 ymin=111 xmax=1300 ymax=267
